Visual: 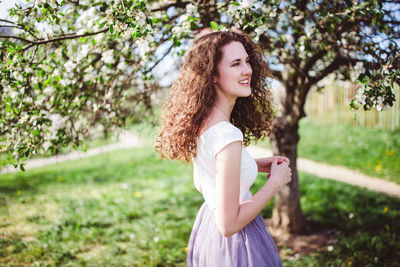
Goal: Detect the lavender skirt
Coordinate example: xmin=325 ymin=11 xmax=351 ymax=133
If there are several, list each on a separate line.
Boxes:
xmin=187 ymin=202 xmax=282 ymax=267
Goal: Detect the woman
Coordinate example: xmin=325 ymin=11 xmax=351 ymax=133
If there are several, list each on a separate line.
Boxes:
xmin=154 ymin=31 xmax=292 ymax=266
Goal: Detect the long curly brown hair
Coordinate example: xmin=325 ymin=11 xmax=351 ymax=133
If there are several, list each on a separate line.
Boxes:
xmin=154 ymin=31 xmax=276 ymax=162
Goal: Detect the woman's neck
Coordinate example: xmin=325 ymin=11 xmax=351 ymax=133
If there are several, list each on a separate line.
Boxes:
xmin=212 ymin=97 xmax=236 ymax=122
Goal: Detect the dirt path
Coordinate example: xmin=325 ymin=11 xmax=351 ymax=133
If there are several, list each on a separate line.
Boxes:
xmin=0 ymin=130 xmax=140 ymax=174
xmin=246 ymin=145 xmax=400 ymax=198
xmin=1 ymin=132 xmax=399 ymax=199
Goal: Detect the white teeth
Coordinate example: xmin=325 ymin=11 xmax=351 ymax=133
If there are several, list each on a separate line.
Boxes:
xmin=239 ymin=80 xmax=249 ymax=84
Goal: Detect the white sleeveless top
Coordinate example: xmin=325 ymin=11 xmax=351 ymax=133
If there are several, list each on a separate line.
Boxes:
xmin=192 ymin=121 xmax=258 ymax=210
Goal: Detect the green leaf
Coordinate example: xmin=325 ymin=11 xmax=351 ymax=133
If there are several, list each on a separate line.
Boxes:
xmin=38 ymin=69 xmax=45 ymax=78
xmin=109 ymin=24 xmax=114 ymax=35
xmin=210 ymin=21 xmax=218 ymax=30
xmin=99 ymin=21 xmax=107 ymax=28
xmin=190 ymin=21 xmax=199 ymax=31
xmin=360 ymin=75 xmax=370 ymax=84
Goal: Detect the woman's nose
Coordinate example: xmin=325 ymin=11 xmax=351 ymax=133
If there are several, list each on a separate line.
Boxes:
xmin=242 ymin=63 xmax=252 ymax=75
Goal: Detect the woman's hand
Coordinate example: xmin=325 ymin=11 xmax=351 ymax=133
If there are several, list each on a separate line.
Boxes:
xmin=268 ymin=159 xmax=292 ymax=191
xmin=256 ymin=156 xmax=290 ymax=177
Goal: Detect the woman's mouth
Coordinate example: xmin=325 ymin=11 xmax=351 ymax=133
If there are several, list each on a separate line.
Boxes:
xmin=239 ymin=79 xmax=250 ymax=86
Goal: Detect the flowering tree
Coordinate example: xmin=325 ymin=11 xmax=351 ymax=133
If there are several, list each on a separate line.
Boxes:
xmin=1 ymin=0 xmax=399 ymax=233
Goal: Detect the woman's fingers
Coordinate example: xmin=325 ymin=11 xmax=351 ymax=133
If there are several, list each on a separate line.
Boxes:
xmin=277 ymin=156 xmax=290 ymax=165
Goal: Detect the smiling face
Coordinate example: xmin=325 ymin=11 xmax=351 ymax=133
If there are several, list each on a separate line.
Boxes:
xmin=213 ymin=41 xmax=253 ymax=102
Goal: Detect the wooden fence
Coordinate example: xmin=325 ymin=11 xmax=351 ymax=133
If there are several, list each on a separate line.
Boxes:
xmin=304 ymin=80 xmax=400 ymax=131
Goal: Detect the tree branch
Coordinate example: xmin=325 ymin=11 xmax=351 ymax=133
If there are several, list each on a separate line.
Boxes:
xmin=382 ymin=20 xmax=400 ymax=25
xmin=302 ymin=49 xmax=328 ymax=74
xmin=308 ymin=55 xmax=348 ymax=85
xmin=144 ymin=40 xmax=174 ymax=74
xmin=21 ymin=28 xmax=108 ymax=51
xmin=0 ymin=19 xmax=37 ymax=37
xmin=0 ymin=35 xmax=32 ymax=43
xmin=150 ymin=0 xmax=186 ymax=12
xmin=270 ymin=69 xmax=283 ymax=82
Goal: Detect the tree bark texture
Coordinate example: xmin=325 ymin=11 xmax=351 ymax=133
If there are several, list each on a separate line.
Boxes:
xmin=268 ymin=79 xmax=310 ymax=234
xmin=269 ymin=116 xmax=307 ymax=234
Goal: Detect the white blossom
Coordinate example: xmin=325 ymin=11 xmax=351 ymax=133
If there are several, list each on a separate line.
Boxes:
xmin=238 ymin=0 xmax=255 ymax=9
xmin=355 ymin=87 xmax=366 ymax=105
xmin=255 ymin=24 xmax=268 ymax=36
xmin=356 ymin=93 xmax=366 ymax=105
xmin=77 ymin=44 xmax=91 ymax=61
xmin=65 ymin=61 xmax=76 ymax=73
xmin=186 ymin=4 xmax=197 ymax=14
xmin=80 ymin=7 xmax=97 ymax=28
xmin=228 ymin=3 xmax=240 ymax=15
xmin=95 ymin=33 xmax=105 ymax=43
xmin=116 ymin=22 xmax=128 ymax=31
xmin=102 ymin=50 xmax=115 ymax=64
xmin=35 ymin=0 xmax=46 ymax=6
xmin=117 ymin=61 xmax=127 ymax=71
xmin=43 ymin=86 xmax=55 ymax=96
xmin=9 ymin=91 xmax=19 ymax=100
xmin=20 ymin=114 xmax=29 ymax=124
xmin=304 ymin=23 xmax=313 ymax=38
xmin=121 ymin=183 xmax=129 ymax=189
xmin=172 ymin=25 xmax=186 ymax=36
xmin=49 ymin=114 xmax=65 ymax=130
xmin=105 ymin=90 xmax=113 ymax=99
xmin=84 ymin=65 xmax=96 ymax=81
xmin=376 ymin=103 xmax=384 ymax=111
xmin=136 ymin=11 xmax=147 ymax=27
xmin=136 ymin=39 xmax=150 ymax=58
xmin=53 ymin=69 xmax=60 ymax=77
xmin=75 ymin=117 xmax=88 ymax=130
xmin=216 ymin=2 xmax=225 ymax=9
xmin=43 ymin=141 xmax=51 ymax=151
xmin=93 ymin=103 xmax=99 ymax=112
xmin=60 ymin=79 xmax=71 ymax=87
xmin=35 ymin=95 xmax=46 ymax=105
xmin=122 ymin=27 xmax=134 ymax=38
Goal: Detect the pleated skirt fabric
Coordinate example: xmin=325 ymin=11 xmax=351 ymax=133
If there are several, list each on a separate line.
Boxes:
xmin=187 ymin=202 xmax=283 ymax=267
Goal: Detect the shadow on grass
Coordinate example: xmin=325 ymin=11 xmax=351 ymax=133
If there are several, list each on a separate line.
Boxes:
xmin=288 ymin=174 xmax=400 ymax=266
xmin=0 ymin=147 xmax=162 ymax=197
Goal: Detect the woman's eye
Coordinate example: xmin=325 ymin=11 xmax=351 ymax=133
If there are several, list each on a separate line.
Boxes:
xmin=232 ymin=60 xmax=250 ymax=67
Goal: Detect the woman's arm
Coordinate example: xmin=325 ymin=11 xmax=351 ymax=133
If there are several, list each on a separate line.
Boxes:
xmin=255 ymin=156 xmax=290 ymax=173
xmin=215 ymin=142 xmax=291 ymax=237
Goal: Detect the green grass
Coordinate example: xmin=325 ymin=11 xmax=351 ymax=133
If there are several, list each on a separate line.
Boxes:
xmin=1 ymin=145 xmax=399 ymax=266
xmin=255 ymin=118 xmax=400 ymax=184
xmin=297 ymin=118 xmax=400 ymax=183
xmin=0 ymin=147 xmax=198 ymax=266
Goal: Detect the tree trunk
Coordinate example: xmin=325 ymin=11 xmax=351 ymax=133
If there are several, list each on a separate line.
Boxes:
xmin=269 ymin=114 xmax=307 ymax=234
